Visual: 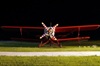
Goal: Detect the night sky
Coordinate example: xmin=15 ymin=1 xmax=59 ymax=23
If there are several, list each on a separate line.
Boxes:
xmin=0 ymin=0 xmax=100 ymax=26
xmin=0 ymin=0 xmax=100 ymax=40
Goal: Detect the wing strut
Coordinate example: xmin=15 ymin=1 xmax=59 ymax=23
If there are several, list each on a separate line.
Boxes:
xmin=78 ymin=27 xmax=80 ymax=43
xmin=78 ymin=27 xmax=80 ymax=38
xmin=20 ymin=28 xmax=22 ymax=36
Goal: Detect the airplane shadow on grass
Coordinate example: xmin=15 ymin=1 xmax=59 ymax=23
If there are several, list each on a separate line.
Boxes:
xmin=0 ymin=40 xmax=39 ymax=47
xmin=0 ymin=40 xmax=100 ymax=47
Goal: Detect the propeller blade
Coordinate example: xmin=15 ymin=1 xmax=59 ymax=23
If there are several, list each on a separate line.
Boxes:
xmin=40 ymin=33 xmax=47 ymax=39
xmin=42 ymin=22 xmax=48 ymax=30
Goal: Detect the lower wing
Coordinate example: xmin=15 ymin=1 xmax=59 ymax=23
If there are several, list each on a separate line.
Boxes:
xmin=58 ymin=36 xmax=90 ymax=41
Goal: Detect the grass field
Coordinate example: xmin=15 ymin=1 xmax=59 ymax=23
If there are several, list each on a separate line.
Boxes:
xmin=0 ymin=56 xmax=100 ymax=66
xmin=0 ymin=40 xmax=100 ymax=52
xmin=0 ymin=40 xmax=100 ymax=66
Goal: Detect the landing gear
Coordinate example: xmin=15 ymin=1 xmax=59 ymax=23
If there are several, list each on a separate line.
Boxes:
xmin=38 ymin=38 xmax=62 ymax=48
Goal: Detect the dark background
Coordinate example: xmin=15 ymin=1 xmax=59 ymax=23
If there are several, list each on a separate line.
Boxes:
xmin=0 ymin=0 xmax=100 ymax=40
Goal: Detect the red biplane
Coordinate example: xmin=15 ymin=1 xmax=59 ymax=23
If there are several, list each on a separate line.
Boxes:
xmin=1 ymin=22 xmax=100 ymax=47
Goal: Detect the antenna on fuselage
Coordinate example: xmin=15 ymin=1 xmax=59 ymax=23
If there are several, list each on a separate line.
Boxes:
xmin=50 ymin=22 xmax=52 ymax=27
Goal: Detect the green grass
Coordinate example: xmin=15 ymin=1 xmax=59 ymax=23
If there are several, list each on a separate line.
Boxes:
xmin=0 ymin=56 xmax=100 ymax=66
xmin=0 ymin=40 xmax=100 ymax=52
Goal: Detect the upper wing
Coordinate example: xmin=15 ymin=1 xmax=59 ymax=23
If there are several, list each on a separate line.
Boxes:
xmin=55 ymin=24 xmax=100 ymax=33
xmin=1 ymin=26 xmax=44 ymax=37
xmin=56 ymin=24 xmax=100 ymax=41
xmin=1 ymin=26 xmax=44 ymax=29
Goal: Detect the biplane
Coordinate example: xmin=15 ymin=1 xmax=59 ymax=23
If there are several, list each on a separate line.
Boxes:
xmin=1 ymin=22 xmax=100 ymax=47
